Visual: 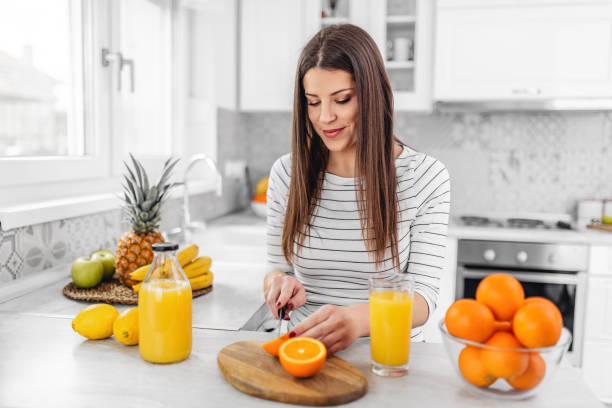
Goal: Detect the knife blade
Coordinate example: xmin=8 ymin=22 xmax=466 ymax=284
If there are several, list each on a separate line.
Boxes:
xmin=278 ymin=305 xmax=288 ymax=336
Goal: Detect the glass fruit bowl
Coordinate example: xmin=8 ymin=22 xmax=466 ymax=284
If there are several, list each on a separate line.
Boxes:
xmin=439 ymin=319 xmax=572 ymax=400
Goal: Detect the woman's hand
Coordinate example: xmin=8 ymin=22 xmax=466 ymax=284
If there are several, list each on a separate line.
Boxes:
xmin=264 ymin=273 xmax=306 ymax=319
xmin=289 ymin=304 xmax=368 ymax=354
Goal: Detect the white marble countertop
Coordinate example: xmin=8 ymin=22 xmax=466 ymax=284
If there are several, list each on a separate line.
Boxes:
xmin=448 ymin=223 xmax=612 ymax=245
xmin=0 ymin=312 xmax=603 ymax=408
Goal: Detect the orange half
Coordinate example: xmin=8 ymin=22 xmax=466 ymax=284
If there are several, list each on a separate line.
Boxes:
xmin=262 ymin=333 xmax=290 ymax=356
xmin=279 ymin=337 xmax=327 ymax=378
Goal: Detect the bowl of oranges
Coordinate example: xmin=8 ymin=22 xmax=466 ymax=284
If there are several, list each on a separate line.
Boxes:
xmin=440 ymin=273 xmax=572 ymax=400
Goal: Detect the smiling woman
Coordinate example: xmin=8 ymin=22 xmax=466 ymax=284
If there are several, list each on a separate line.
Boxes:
xmin=263 ymin=24 xmax=451 ymax=354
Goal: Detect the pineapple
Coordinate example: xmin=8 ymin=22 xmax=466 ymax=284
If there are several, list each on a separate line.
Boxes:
xmin=116 ymin=154 xmax=179 ymax=287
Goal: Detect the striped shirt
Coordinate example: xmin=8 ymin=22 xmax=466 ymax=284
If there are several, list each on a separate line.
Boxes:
xmin=266 ymin=146 xmax=451 ymax=341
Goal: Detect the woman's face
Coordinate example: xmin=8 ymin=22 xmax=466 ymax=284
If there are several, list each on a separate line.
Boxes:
xmin=303 ymin=68 xmax=358 ymax=154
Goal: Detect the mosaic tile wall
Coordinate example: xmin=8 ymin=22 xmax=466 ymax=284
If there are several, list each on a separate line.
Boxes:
xmin=240 ymin=110 xmax=612 ymax=216
xmin=3 ymin=108 xmax=612 ymax=283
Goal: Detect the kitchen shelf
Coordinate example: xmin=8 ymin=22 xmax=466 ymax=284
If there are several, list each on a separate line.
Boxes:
xmin=385 ymin=60 xmax=415 ymax=69
xmin=386 ymin=15 xmax=416 ymax=24
xmin=321 ymin=16 xmax=349 ymax=25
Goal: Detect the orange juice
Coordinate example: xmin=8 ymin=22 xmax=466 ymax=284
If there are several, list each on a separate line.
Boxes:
xmin=369 ymin=290 xmax=413 ymax=366
xmin=139 ymin=279 xmax=192 ymax=363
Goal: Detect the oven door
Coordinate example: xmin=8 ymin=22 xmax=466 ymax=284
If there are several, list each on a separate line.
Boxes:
xmin=456 ymin=266 xmax=587 ymax=367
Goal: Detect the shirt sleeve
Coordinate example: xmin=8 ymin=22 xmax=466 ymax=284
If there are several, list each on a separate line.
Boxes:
xmin=266 ymin=156 xmax=294 ymax=275
xmin=406 ymin=157 xmax=451 ymax=326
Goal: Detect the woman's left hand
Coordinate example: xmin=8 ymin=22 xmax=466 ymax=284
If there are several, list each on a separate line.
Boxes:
xmin=289 ymin=304 xmax=366 ymax=354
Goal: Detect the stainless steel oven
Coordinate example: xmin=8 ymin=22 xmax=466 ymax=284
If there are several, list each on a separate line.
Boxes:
xmin=455 ymin=240 xmax=589 ymax=367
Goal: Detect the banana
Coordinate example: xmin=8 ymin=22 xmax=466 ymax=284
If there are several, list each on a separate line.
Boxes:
xmin=129 ymin=264 xmax=151 ymax=281
xmin=129 ymin=244 xmax=200 ymax=281
xmin=183 ymin=256 xmax=212 ymax=279
xmin=177 ymin=244 xmax=199 ymax=267
xmin=190 ymin=271 xmax=213 ymax=291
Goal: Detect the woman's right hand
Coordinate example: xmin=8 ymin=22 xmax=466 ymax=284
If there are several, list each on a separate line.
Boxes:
xmin=264 ymin=273 xmax=306 ymax=319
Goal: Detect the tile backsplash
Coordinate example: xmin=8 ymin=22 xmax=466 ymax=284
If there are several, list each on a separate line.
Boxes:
xmin=2 ymin=108 xmax=612 ymax=283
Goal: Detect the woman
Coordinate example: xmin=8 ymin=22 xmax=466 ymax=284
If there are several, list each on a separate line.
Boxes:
xmin=263 ymin=24 xmax=450 ymax=354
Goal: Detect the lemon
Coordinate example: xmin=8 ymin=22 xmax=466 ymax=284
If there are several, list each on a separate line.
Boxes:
xmin=255 ymin=176 xmax=269 ymax=196
xmin=72 ymin=304 xmax=119 ymax=340
xmin=602 ymin=215 xmax=612 ymax=225
xmin=113 ymin=307 xmax=139 ymax=346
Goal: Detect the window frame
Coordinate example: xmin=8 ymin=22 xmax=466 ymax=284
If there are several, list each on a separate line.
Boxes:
xmin=0 ymin=0 xmax=209 ymax=222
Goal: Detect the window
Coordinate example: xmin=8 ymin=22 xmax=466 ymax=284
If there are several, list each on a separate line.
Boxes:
xmin=0 ymin=0 xmax=188 ymax=211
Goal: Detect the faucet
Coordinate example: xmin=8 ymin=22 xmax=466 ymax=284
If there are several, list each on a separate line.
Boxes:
xmin=169 ymin=153 xmax=223 ymax=242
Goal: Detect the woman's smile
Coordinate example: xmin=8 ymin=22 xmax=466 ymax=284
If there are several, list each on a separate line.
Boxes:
xmin=323 ymin=127 xmax=345 ymax=138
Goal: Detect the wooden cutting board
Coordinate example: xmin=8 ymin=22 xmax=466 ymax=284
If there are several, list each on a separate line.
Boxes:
xmin=587 ymin=223 xmax=612 ymax=233
xmin=217 ymin=341 xmax=367 ymax=406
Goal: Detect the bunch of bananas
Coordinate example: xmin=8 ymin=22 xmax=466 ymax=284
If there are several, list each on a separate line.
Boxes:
xmin=130 ymin=244 xmax=214 ymax=293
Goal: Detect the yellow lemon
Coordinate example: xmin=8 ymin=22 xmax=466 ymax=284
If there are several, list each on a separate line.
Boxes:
xmin=72 ymin=304 xmax=119 ymax=340
xmin=255 ymin=176 xmax=269 ymax=195
xmin=113 ymin=307 xmax=139 ymax=346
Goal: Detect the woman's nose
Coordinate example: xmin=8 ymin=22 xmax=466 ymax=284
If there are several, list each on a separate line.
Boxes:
xmin=319 ymin=102 xmax=336 ymax=124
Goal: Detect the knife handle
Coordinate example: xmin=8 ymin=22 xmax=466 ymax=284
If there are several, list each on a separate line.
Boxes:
xmin=278 ymin=305 xmax=288 ymax=320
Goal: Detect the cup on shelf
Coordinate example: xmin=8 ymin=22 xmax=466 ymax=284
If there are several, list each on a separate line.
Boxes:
xmin=393 ymin=37 xmax=413 ymax=62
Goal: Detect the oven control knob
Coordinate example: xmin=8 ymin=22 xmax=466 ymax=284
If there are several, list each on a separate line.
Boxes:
xmin=483 ymin=249 xmax=496 ymax=262
xmin=516 ymin=251 xmax=528 ymax=264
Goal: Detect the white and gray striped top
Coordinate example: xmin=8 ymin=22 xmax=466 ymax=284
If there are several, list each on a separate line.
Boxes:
xmin=266 ymin=146 xmax=451 ymax=341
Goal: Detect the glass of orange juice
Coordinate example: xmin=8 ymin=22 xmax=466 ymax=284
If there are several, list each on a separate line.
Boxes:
xmin=369 ymin=274 xmax=414 ymax=377
xmin=139 ymin=242 xmax=192 ymax=364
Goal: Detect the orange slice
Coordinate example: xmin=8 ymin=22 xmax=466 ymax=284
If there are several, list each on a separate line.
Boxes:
xmin=262 ymin=333 xmax=290 ymax=356
xmin=279 ymin=337 xmax=327 ymax=378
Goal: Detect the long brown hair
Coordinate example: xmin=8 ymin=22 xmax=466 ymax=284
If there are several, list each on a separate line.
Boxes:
xmin=282 ymin=24 xmax=400 ymax=272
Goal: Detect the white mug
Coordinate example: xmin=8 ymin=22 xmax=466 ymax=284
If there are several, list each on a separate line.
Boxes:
xmin=393 ymin=38 xmax=411 ymax=62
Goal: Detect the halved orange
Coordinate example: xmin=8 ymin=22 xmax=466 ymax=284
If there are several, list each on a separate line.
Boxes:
xmin=262 ymin=333 xmax=290 ymax=356
xmin=279 ymin=337 xmax=327 ymax=378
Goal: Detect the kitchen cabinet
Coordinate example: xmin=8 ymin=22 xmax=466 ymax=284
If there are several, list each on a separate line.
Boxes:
xmin=583 ymin=245 xmax=612 ymax=404
xmin=239 ymin=0 xmax=434 ymax=111
xmin=434 ymin=0 xmax=612 ymax=103
xmin=239 ymin=0 xmax=318 ymax=111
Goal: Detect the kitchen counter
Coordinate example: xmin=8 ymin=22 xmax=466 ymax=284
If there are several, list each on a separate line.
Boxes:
xmin=0 ymin=312 xmax=603 ymax=408
xmin=448 ymin=223 xmax=612 ymax=245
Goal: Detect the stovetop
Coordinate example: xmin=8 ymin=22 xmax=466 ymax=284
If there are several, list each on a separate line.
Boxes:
xmin=458 ymin=215 xmax=573 ymax=230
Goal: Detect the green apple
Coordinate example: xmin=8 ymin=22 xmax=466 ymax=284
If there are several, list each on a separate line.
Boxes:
xmin=90 ymin=250 xmax=116 ymax=280
xmin=602 ymin=215 xmax=612 ymax=225
xmin=71 ymin=257 xmax=104 ymax=288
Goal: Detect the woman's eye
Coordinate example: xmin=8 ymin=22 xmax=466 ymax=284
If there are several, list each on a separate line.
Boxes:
xmin=336 ymin=98 xmax=351 ymax=104
xmin=307 ymin=101 xmax=320 ymax=106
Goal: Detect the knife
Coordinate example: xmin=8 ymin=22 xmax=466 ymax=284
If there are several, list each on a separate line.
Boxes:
xmin=278 ymin=305 xmax=288 ymax=336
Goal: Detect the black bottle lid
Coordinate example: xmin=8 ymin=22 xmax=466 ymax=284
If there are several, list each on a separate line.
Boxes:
xmin=152 ymin=242 xmax=179 ymax=252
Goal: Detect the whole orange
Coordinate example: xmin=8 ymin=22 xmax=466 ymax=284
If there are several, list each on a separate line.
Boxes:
xmin=481 ymin=331 xmax=529 ymax=379
xmin=445 ymin=299 xmax=495 ymax=343
xmin=458 ymin=346 xmax=496 ymax=387
xmin=506 ymin=352 xmax=546 ymax=390
xmin=513 ymin=300 xmax=562 ymax=348
xmin=476 ymin=273 xmax=525 ymax=321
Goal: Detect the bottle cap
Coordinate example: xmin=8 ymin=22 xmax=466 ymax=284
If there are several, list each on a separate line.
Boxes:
xmin=152 ymin=242 xmax=179 ymax=252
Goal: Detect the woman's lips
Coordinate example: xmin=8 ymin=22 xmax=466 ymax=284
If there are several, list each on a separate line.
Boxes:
xmin=323 ymin=127 xmax=344 ymax=138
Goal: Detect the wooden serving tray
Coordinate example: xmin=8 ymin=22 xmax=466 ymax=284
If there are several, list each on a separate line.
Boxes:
xmin=218 ymin=340 xmax=367 ymax=406
xmin=63 ymin=279 xmax=212 ymax=305
xmin=587 ymin=223 xmax=612 ymax=233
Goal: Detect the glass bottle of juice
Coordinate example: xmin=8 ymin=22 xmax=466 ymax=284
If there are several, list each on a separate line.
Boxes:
xmin=139 ymin=242 xmax=192 ymax=364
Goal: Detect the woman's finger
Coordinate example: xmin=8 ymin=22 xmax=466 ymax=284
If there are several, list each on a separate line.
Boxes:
xmin=287 ymin=283 xmax=306 ymax=311
xmin=265 ymin=282 xmax=282 ymax=319
xmin=291 ymin=306 xmax=332 ymax=337
xmin=319 ymin=329 xmax=344 ymax=350
xmin=276 ymin=278 xmax=296 ymax=311
xmin=298 ymin=312 xmax=337 ymax=340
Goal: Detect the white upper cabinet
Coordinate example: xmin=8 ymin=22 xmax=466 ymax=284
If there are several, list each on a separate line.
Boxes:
xmin=434 ymin=0 xmax=612 ymax=102
xmin=238 ymin=0 xmax=434 ymax=111
xmin=239 ymin=0 xmax=317 ymax=111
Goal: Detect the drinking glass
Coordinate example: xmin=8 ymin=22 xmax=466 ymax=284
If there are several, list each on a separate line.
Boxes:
xmin=369 ymin=274 xmax=415 ymax=377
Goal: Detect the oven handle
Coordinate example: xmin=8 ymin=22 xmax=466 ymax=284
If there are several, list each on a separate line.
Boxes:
xmin=462 ymin=269 xmax=578 ymax=285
